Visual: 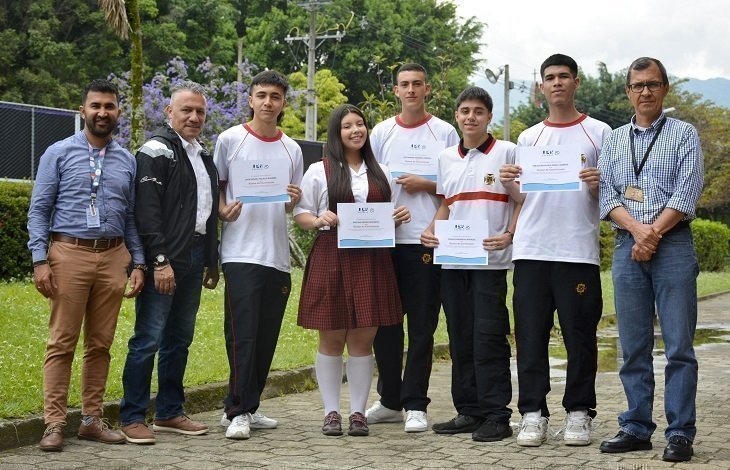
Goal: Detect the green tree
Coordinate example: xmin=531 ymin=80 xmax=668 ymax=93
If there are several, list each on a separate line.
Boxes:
xmin=238 ymin=0 xmax=483 ymax=123
xmin=281 ymin=68 xmax=348 ymax=139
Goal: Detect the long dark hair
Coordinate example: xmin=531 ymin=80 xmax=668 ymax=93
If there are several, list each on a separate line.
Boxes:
xmin=324 ymin=104 xmax=391 ymax=211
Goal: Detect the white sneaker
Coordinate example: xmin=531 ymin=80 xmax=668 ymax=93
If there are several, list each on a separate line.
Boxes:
xmin=365 ymin=401 xmax=403 ymax=424
xmin=563 ymin=410 xmax=592 ymax=446
xmin=404 ymin=410 xmax=428 ymax=433
xmin=220 ymin=412 xmax=230 ymax=428
xmin=516 ymin=412 xmax=548 ymax=447
xmin=249 ymin=411 xmax=278 ymax=429
xmin=225 ymin=414 xmax=250 ymax=440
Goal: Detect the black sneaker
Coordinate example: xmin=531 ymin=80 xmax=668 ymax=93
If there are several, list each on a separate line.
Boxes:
xmin=472 ymin=420 xmax=513 ymax=442
xmin=432 ymin=414 xmax=484 ymax=434
xmin=663 ymin=435 xmax=693 ymax=462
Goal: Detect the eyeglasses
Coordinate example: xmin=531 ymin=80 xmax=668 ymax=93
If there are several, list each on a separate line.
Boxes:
xmin=628 ymin=81 xmax=665 ymax=93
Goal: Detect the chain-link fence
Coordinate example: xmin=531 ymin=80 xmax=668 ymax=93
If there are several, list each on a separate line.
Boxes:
xmin=0 ymin=101 xmax=80 ymax=180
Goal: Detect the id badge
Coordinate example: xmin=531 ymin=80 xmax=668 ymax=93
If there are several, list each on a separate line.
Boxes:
xmin=624 ymin=185 xmax=644 ymax=203
xmin=86 ymin=204 xmax=101 ymax=228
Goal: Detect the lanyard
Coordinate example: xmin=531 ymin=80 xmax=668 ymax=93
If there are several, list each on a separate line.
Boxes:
xmin=89 ymin=144 xmax=107 ymax=206
xmin=629 ymin=118 xmax=666 ymax=179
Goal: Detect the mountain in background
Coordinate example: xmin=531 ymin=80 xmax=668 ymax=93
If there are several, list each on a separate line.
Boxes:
xmin=473 ymin=77 xmax=730 ymax=128
xmin=677 ymin=77 xmax=730 ymax=108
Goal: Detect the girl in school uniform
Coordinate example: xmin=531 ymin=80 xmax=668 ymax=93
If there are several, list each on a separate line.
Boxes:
xmin=294 ymin=104 xmax=411 ymax=436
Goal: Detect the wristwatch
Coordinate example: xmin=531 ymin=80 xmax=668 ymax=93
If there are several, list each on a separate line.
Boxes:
xmin=153 ymin=254 xmax=169 ymax=267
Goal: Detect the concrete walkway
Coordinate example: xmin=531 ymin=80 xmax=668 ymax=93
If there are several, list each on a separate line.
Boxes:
xmin=1 ymin=294 xmax=729 ymax=469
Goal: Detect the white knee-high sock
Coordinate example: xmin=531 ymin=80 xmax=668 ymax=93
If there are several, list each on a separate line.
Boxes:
xmin=315 ymin=352 xmax=343 ymax=416
xmin=346 ymin=354 xmax=374 ymax=415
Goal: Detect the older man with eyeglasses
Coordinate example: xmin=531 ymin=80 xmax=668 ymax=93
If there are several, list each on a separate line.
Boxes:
xmin=597 ymin=57 xmax=704 ymax=462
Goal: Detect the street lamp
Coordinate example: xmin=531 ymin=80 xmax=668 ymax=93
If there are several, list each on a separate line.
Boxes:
xmin=485 ymin=64 xmax=514 ymax=141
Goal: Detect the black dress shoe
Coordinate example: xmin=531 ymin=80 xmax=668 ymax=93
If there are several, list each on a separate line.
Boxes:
xmin=599 ymin=431 xmax=652 ymax=453
xmin=472 ymin=420 xmax=513 ymax=442
xmin=432 ymin=414 xmax=484 ymax=434
xmin=663 ymin=435 xmax=693 ymax=462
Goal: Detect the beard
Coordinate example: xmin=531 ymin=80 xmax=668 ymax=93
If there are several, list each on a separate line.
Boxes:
xmin=85 ymin=116 xmax=117 ymax=138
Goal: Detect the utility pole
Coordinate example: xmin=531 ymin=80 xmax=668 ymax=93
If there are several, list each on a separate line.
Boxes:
xmin=503 ymin=64 xmax=511 ymax=142
xmin=485 ymin=64 xmax=514 ymax=141
xmin=285 ymin=0 xmax=345 ymax=141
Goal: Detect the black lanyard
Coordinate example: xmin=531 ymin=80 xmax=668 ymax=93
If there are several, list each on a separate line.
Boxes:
xmin=629 ymin=118 xmax=666 ymax=179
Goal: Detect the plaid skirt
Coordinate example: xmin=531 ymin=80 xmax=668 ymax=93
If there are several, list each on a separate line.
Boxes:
xmin=298 ymin=230 xmax=403 ymax=331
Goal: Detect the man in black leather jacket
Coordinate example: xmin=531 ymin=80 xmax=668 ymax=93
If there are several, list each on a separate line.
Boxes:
xmin=119 ymin=80 xmax=219 ymax=445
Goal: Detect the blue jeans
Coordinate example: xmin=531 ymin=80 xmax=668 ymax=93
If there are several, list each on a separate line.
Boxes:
xmin=612 ymin=226 xmax=698 ymax=441
xmin=120 ymin=243 xmax=205 ymax=424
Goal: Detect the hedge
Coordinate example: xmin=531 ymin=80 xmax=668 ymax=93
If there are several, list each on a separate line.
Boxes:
xmin=0 ymin=181 xmax=33 ymax=280
xmin=1 ymin=180 xmax=728 ymax=281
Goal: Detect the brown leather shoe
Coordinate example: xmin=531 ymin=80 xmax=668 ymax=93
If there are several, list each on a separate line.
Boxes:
xmin=153 ymin=415 xmax=208 ymax=435
xmin=39 ymin=422 xmax=65 ymax=452
xmin=321 ymin=411 xmax=343 ymax=436
xmin=348 ymin=412 xmax=369 ymax=436
xmin=77 ymin=417 xmax=126 ymax=444
xmin=121 ymin=422 xmax=156 ymax=445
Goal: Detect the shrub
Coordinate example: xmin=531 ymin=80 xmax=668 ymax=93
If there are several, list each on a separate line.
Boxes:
xmin=0 ymin=181 xmax=33 ymax=281
xmin=599 ymin=221 xmax=615 ymax=271
xmin=692 ymin=218 xmax=730 ymax=271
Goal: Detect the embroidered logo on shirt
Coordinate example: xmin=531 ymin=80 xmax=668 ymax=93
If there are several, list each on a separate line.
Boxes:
xmin=140 ymin=176 xmax=163 ymax=185
xmin=422 ymin=253 xmax=432 ymax=264
xmin=484 ymin=173 xmax=495 ymax=185
xmin=576 ymin=283 xmax=586 ymax=295
xmin=281 ymin=285 xmax=290 ymax=295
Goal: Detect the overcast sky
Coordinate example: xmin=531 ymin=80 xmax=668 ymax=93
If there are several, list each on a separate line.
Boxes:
xmin=454 ymin=0 xmax=730 ymax=82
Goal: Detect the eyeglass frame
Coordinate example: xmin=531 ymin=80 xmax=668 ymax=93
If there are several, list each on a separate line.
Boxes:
xmin=627 ymin=81 xmax=666 ymax=93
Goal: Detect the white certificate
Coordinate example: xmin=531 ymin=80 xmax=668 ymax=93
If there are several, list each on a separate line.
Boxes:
xmin=388 ymin=139 xmax=444 ymax=182
xmin=517 ymin=145 xmax=582 ymax=193
xmin=434 ymin=219 xmax=489 ymax=265
xmin=233 ymin=159 xmax=290 ymax=204
xmin=337 ymin=202 xmax=395 ymax=248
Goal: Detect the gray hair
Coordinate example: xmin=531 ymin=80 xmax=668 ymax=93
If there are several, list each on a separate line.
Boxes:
xmin=169 ymin=80 xmax=207 ymax=105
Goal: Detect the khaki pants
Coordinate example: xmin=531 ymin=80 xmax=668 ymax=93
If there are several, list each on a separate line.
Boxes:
xmin=44 ymin=240 xmax=131 ymax=423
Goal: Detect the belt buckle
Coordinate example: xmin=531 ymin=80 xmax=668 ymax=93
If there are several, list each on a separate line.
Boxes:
xmin=93 ymin=239 xmax=110 ymax=250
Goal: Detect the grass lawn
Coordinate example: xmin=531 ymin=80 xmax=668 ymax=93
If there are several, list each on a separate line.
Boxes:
xmin=1 ymin=269 xmax=728 ymax=419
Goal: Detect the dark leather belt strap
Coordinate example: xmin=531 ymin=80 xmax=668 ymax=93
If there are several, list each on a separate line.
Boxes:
xmin=51 ymin=233 xmax=124 ymax=250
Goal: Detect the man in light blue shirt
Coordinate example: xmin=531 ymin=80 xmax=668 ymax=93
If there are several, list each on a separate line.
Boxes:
xmin=598 ymin=57 xmax=704 ymax=462
xmin=27 ymin=79 xmax=145 ymax=452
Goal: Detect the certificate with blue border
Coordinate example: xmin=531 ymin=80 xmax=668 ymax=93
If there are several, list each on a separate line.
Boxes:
xmin=388 ymin=139 xmax=444 ymax=182
xmin=337 ymin=202 xmax=395 ymax=249
xmin=434 ymin=219 xmax=489 ymax=265
xmin=517 ymin=145 xmax=582 ymax=193
xmin=234 ymin=159 xmax=290 ymax=204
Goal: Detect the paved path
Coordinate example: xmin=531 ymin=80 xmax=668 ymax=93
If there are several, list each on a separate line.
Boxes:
xmin=1 ymin=294 xmax=729 ymax=469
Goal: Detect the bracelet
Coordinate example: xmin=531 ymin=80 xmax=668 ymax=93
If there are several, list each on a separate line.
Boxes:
xmin=505 ymin=230 xmax=514 ymax=237
xmin=33 ymin=260 xmax=48 ymax=267
xmin=133 ymin=264 xmax=148 ymax=272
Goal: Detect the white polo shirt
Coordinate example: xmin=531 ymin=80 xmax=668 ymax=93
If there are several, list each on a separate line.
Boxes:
xmin=370 ymin=114 xmax=459 ymax=243
xmin=214 ymin=123 xmax=304 ymax=272
xmin=513 ymin=114 xmax=610 ymax=266
xmin=294 ymin=161 xmax=391 ymax=216
xmin=436 ymin=136 xmax=516 ymax=270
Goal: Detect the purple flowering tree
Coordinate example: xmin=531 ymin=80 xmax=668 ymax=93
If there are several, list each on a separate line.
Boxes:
xmin=109 ymin=57 xmax=258 ymax=151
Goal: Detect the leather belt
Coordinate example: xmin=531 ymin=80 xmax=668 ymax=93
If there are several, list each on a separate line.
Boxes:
xmin=51 ymin=233 xmax=124 ymax=250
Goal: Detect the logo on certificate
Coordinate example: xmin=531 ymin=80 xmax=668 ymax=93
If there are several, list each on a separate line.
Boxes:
xmin=484 ymin=173 xmax=495 ymax=185
xmin=580 ymin=154 xmax=587 ymax=164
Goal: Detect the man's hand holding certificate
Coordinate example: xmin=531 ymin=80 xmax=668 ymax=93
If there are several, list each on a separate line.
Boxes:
xmin=233 ymin=159 xmax=290 ymax=204
xmin=516 ymin=145 xmax=582 ymax=193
